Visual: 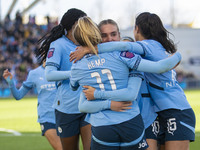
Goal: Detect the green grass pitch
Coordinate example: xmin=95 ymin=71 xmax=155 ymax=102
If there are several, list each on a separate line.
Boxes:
xmin=0 ymin=90 xmax=200 ymax=150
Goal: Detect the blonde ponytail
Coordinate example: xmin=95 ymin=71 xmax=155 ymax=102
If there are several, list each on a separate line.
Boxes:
xmin=73 ymin=16 xmax=102 ymax=55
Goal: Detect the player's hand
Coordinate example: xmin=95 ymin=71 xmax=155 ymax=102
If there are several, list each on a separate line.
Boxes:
xmin=3 ymin=69 xmax=13 ymax=80
xmin=110 ymin=101 xmax=132 ymax=112
xmin=83 ymin=85 xmax=95 ymax=100
xmin=70 ymin=46 xmax=91 ymax=63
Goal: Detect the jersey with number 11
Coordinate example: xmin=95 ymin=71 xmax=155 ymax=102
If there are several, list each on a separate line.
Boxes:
xmin=70 ymin=51 xmax=142 ymax=126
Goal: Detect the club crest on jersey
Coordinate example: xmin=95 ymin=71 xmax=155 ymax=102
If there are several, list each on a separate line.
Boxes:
xmin=47 ymin=48 xmax=55 ymax=58
xmin=120 ymin=51 xmax=135 ymax=58
xmin=40 ymin=125 xmax=44 ymax=131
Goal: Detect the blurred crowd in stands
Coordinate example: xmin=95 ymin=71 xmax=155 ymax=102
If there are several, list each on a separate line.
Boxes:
xmin=0 ymin=12 xmax=58 ymax=97
xmin=176 ymin=70 xmax=199 ymax=89
xmin=0 ymin=12 xmax=199 ymax=97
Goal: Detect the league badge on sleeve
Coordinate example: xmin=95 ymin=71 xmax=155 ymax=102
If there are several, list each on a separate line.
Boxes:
xmin=120 ymin=51 xmax=135 ymax=58
xmin=47 ymin=48 xmax=55 ymax=58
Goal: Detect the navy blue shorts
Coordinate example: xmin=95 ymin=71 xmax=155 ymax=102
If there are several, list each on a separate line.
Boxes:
xmin=40 ymin=122 xmax=56 ymax=136
xmin=91 ymin=114 xmax=148 ymax=150
xmin=145 ymin=117 xmax=160 ymax=140
xmin=55 ymin=109 xmax=89 ymax=138
xmin=157 ymin=108 xmax=195 ymax=143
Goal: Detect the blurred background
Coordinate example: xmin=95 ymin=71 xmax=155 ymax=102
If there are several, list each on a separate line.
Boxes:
xmin=0 ymin=0 xmax=200 ymax=97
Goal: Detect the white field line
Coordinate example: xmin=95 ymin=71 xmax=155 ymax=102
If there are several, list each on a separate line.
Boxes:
xmin=0 ymin=128 xmax=41 ymax=136
xmin=0 ymin=133 xmax=40 ymax=136
xmin=0 ymin=128 xmax=21 ymax=136
xmin=0 ymin=128 xmax=41 ymax=137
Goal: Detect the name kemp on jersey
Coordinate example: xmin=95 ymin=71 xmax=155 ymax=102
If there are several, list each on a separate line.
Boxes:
xmin=87 ymin=58 xmax=106 ymax=69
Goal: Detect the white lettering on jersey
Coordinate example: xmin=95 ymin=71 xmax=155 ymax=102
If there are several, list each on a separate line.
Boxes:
xmin=138 ymin=139 xmax=148 ymax=149
xmin=41 ymin=84 xmax=56 ymax=90
xmin=152 ymin=120 xmax=160 ymax=136
xmin=165 ymin=70 xmax=178 ymax=88
xmin=88 ymin=58 xmax=105 ymax=69
xmin=167 ymin=118 xmax=177 ymax=135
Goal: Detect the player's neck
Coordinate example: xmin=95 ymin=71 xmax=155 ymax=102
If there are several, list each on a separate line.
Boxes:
xmin=138 ymin=35 xmax=146 ymax=41
xmin=66 ymin=31 xmax=76 ymax=44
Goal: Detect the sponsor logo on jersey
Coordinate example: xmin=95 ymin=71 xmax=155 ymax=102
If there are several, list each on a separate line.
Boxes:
xmin=138 ymin=139 xmax=148 ymax=149
xmin=47 ymin=48 xmax=55 ymax=58
xmin=120 ymin=51 xmax=135 ymax=58
xmin=40 ymin=84 xmax=56 ymax=90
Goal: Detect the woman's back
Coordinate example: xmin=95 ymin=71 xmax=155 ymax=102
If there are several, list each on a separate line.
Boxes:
xmin=137 ymin=40 xmax=191 ymax=111
xmin=72 ymin=52 xmax=130 ymax=89
xmin=25 ymin=66 xmax=56 ymax=123
xmin=71 ymin=51 xmax=142 ymax=126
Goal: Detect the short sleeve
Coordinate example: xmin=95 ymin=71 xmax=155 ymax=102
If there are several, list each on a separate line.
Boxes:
xmin=46 ymin=41 xmax=62 ymax=69
xmin=117 ymin=51 xmax=142 ymax=70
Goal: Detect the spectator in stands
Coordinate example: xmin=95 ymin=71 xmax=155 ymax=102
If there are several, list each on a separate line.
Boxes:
xmin=0 ymin=12 xmax=58 ymax=95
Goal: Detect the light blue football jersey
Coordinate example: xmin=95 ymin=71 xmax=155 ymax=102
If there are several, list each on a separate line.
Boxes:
xmin=136 ymin=79 xmax=157 ymax=128
xmin=136 ymin=40 xmax=191 ymax=111
xmin=97 ymin=40 xmax=191 ymax=112
xmin=70 ymin=51 xmax=142 ymax=126
xmin=45 ymin=35 xmax=82 ymax=114
xmin=92 ymin=73 xmax=157 ymax=129
xmin=23 ymin=66 xmax=56 ymax=123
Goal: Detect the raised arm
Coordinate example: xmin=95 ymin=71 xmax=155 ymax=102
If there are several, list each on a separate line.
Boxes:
xmin=97 ymin=42 xmax=182 ymax=73
xmin=69 ymin=42 xmax=144 ymax=63
xmin=97 ymin=41 xmax=144 ymax=55
xmin=45 ymin=66 xmax=71 ymax=81
xmin=83 ymin=52 xmax=181 ymax=102
xmin=3 ymin=69 xmax=30 ymax=100
xmin=136 ymin=52 xmax=181 ymax=73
